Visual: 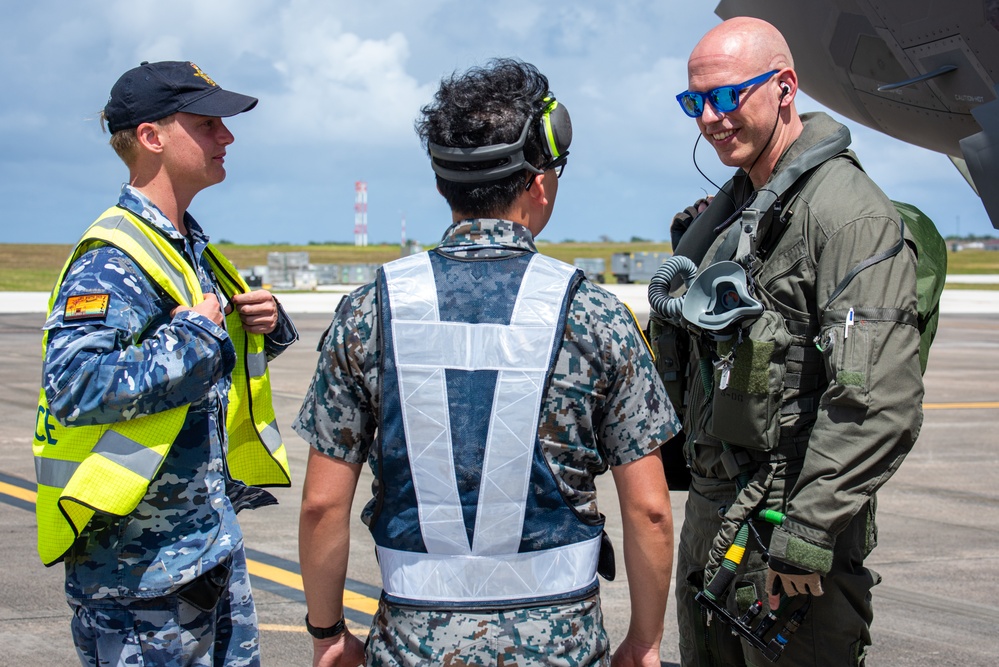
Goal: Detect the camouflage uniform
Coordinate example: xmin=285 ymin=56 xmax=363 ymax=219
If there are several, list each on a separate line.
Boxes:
xmin=43 ymin=185 xmax=298 ymax=666
xmin=295 ymin=218 xmax=680 ymax=666
xmin=669 ymin=113 xmax=923 ymax=666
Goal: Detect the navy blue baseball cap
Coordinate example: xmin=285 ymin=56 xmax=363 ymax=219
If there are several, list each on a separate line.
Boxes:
xmin=104 ymin=61 xmax=258 ymax=133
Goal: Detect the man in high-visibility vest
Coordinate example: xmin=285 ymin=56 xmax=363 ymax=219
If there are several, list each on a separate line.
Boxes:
xmin=37 ymin=61 xmax=297 ymax=666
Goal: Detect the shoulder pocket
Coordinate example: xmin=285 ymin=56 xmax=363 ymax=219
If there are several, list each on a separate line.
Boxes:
xmin=818 ymin=310 xmax=873 ymax=410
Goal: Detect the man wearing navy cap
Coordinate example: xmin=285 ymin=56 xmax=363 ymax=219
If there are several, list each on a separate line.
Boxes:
xmin=33 ymin=61 xmax=298 ymax=666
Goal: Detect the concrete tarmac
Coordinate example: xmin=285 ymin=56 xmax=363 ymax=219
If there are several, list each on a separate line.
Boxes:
xmin=2 ymin=296 xmax=998 ymax=666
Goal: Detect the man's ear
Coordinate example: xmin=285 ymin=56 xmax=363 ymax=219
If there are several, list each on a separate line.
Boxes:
xmin=526 ymin=173 xmax=549 ymax=208
xmin=135 ymin=122 xmax=165 ymax=154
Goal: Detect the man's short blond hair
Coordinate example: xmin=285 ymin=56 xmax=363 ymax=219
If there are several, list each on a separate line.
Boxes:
xmin=100 ymin=110 xmax=139 ymax=165
xmin=99 ymin=111 xmax=172 ymax=166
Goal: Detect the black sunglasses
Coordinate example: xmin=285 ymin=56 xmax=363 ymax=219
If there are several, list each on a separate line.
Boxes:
xmin=525 ymin=153 xmax=569 ymax=190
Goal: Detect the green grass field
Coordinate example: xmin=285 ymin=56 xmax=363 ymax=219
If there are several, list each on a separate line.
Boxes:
xmin=2 ymin=242 xmax=996 ymax=293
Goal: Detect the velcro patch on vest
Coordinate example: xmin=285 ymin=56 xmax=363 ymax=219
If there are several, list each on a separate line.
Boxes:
xmin=64 ymin=293 xmax=110 ymax=322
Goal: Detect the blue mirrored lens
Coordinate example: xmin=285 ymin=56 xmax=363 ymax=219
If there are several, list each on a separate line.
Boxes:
xmin=678 ymin=93 xmax=704 ymax=117
xmin=709 ymin=87 xmax=740 ymax=113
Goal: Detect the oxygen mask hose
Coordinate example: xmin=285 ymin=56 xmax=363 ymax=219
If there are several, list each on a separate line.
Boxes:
xmin=648 ymin=255 xmax=698 ymax=324
xmin=704 ymin=522 xmax=749 ymax=601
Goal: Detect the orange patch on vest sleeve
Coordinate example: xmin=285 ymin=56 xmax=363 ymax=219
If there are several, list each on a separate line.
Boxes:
xmin=64 ymin=293 xmax=110 ymax=321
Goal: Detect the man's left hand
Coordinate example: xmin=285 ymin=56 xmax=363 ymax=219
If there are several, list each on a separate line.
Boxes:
xmin=766 ymin=559 xmax=823 ymax=610
xmin=230 ymin=290 xmax=279 ymax=334
xmin=610 ymin=634 xmax=662 ymax=667
xmin=312 ymin=629 xmax=365 ymax=667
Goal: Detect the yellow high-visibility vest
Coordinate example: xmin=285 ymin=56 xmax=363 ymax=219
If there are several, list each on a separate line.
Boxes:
xmin=33 ymin=206 xmax=291 ymax=566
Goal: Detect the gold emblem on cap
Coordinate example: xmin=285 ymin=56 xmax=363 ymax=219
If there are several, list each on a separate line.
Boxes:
xmin=189 ymin=62 xmax=218 ymax=87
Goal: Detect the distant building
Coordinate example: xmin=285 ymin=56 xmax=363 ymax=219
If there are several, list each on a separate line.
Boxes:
xmin=573 ymin=257 xmax=605 ymax=283
xmin=948 ymin=238 xmax=999 ymax=251
xmin=402 ymin=240 xmax=422 ymax=257
xmin=611 ymin=251 xmax=671 ymax=283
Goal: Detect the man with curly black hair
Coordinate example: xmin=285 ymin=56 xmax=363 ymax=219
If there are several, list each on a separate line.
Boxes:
xmin=296 ymin=58 xmax=681 ymax=666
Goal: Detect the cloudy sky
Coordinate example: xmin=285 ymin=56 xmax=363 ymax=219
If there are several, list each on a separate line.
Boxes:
xmin=1 ymin=0 xmax=991 ymax=246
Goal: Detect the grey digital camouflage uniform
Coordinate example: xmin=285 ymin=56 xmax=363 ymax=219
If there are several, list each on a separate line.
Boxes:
xmin=366 ymin=595 xmax=609 ymax=667
xmin=295 ymin=218 xmax=680 ymax=665
xmin=44 ymin=185 xmax=297 ymax=666
xmin=671 ymin=113 xmax=923 ymax=666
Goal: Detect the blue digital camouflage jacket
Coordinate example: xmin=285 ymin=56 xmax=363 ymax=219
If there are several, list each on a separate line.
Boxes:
xmin=43 ymin=185 xmax=297 ymax=599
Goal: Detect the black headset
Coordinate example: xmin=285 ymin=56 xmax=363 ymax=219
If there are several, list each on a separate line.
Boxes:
xmin=537 ymin=95 xmax=572 ymax=164
xmin=428 ymin=93 xmax=572 ymax=183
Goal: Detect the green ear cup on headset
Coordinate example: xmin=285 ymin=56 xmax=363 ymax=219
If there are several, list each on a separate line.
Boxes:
xmin=539 ymin=96 xmax=572 ymax=161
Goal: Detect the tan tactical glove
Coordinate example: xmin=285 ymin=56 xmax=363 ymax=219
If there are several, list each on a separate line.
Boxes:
xmin=766 ymin=559 xmax=824 ymax=609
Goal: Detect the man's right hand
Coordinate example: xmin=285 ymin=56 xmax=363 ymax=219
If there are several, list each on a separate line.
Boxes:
xmin=313 ymin=629 xmax=365 ymax=667
xmin=766 ymin=559 xmax=824 ymax=610
xmin=171 ymin=293 xmax=225 ymax=327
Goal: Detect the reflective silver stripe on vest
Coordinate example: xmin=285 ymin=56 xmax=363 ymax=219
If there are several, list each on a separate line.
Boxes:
xmin=34 ymin=430 xmax=164 ymax=488
xmin=384 ymin=253 xmax=462 ymax=554
xmin=259 ymin=420 xmax=282 ymax=454
xmin=91 ymin=431 xmax=165 ymax=480
xmin=474 ymin=255 xmax=577 ymax=555
xmin=246 ymin=351 xmax=268 ymax=378
xmin=91 ymin=215 xmax=197 ymax=306
xmin=383 ymin=252 xmax=596 ymax=600
xmin=34 ymin=456 xmax=79 ymax=489
xmin=377 ymin=535 xmax=601 ymax=603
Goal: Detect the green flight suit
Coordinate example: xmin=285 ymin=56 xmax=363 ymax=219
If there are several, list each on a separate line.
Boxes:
xmin=672 ymin=113 xmax=924 ymax=666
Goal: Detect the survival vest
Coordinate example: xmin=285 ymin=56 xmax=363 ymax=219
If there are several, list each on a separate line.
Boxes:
xmin=370 ymin=250 xmax=603 ymax=609
xmin=652 ymin=126 xmax=946 ymax=425
xmin=33 ymin=206 xmax=291 ymax=566
xmin=649 ymin=122 xmax=946 ymax=496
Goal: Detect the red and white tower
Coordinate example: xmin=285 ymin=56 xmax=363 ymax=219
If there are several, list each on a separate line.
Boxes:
xmin=401 ymin=212 xmax=407 ymax=247
xmin=354 ymin=181 xmax=368 ymax=246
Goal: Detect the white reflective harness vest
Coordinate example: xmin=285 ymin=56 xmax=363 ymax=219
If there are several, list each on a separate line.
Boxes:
xmin=372 ymin=250 xmax=603 ymax=608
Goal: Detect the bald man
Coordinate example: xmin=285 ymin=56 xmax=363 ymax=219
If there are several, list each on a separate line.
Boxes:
xmin=664 ymin=17 xmax=923 ymax=666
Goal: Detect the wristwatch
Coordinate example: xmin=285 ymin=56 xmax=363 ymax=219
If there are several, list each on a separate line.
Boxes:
xmin=305 ymin=614 xmax=346 ymax=639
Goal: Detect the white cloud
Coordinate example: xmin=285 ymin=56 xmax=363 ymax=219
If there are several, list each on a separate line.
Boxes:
xmin=0 ymin=1 xmax=993 ymax=245
xmin=264 ymin=20 xmax=434 ymax=145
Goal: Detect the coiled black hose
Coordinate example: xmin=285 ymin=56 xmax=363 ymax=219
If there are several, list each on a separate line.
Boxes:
xmin=648 ymin=255 xmax=698 ymax=323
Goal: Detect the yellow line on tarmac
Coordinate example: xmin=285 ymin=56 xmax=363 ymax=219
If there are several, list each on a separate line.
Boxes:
xmin=1 ymin=477 xmax=381 ymax=618
xmin=247 ymin=559 xmax=305 ymax=590
xmin=259 ymin=623 xmax=308 ymax=633
xmin=924 ymin=401 xmax=999 ymax=410
xmin=260 ymin=621 xmax=370 ymax=635
xmin=0 ymin=480 xmax=36 ymax=503
xmin=246 ymin=560 xmax=380 ymax=615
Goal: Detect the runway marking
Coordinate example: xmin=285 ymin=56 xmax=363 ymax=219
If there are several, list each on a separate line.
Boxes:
xmin=259 ymin=624 xmax=308 ymax=633
xmin=0 ymin=473 xmax=380 ymax=625
xmin=259 ymin=621 xmax=370 ymax=634
xmin=924 ymin=401 xmax=999 ymax=410
xmin=246 ymin=559 xmax=380 ymax=616
xmin=0 ymin=480 xmax=36 ymax=504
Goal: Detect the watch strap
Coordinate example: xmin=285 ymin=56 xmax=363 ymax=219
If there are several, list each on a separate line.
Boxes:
xmin=305 ymin=614 xmax=346 ymax=639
